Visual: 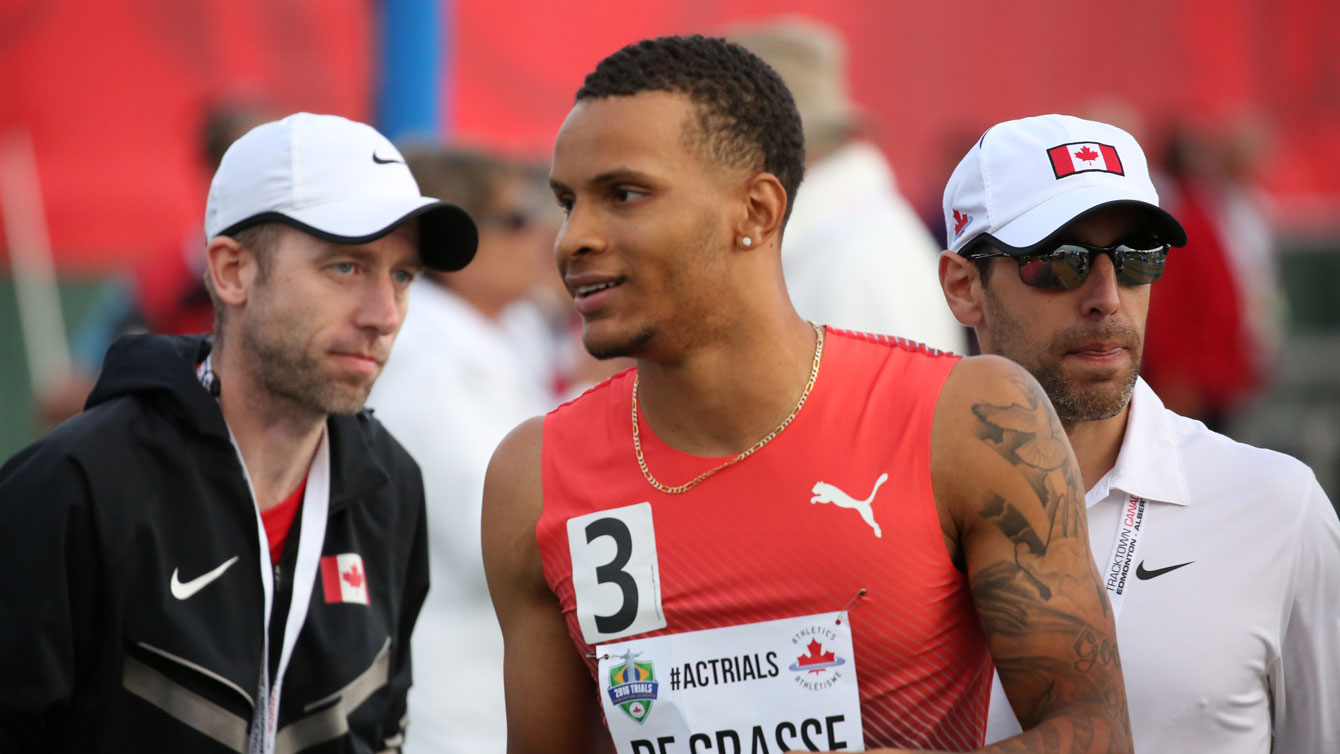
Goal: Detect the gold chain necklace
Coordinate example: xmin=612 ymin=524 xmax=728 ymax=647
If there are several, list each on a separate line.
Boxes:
xmin=632 ymin=321 xmax=824 ymax=495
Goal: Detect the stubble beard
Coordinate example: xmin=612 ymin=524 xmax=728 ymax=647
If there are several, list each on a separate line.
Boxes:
xmin=984 ymin=291 xmax=1141 ymax=423
xmin=1033 ymin=353 xmax=1139 ymax=423
xmin=240 ymin=306 xmax=375 ymax=418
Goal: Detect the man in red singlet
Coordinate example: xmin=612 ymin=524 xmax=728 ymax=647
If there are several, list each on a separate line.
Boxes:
xmin=483 ymin=36 xmax=1130 ymax=754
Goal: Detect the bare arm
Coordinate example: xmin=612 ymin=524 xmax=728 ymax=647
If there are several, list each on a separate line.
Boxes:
xmin=929 ymin=356 xmax=1131 ymax=754
xmin=481 ymin=417 xmax=611 ymax=754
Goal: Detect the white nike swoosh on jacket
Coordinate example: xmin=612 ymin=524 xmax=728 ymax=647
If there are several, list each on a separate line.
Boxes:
xmin=170 ymin=556 xmax=240 ymax=600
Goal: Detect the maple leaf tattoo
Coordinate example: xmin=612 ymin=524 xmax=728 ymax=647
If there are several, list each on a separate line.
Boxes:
xmin=1073 ymin=145 xmax=1100 ymax=163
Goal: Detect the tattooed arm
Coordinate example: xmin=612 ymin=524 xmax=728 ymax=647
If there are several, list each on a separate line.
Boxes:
xmin=926 ymin=356 xmax=1130 ymax=754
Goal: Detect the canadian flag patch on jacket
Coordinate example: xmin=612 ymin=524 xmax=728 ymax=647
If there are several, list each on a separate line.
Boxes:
xmin=321 ymin=553 xmax=370 ymax=605
xmin=1047 ymin=142 xmax=1124 ymax=178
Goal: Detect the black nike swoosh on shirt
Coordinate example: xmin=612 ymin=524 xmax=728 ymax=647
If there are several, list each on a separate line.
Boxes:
xmin=372 ymin=151 xmax=404 ymax=164
xmin=1135 ymin=560 xmax=1194 ymax=580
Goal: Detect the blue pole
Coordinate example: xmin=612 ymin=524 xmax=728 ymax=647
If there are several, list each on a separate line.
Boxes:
xmin=377 ymin=0 xmax=445 ymax=142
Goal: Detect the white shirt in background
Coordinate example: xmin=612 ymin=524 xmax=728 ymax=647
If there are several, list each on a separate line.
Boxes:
xmin=369 ymin=281 xmax=557 ymax=754
xmin=781 ymin=141 xmax=967 ymax=354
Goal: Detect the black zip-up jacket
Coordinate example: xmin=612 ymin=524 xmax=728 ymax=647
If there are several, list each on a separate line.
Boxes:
xmin=0 ymin=335 xmax=429 ymax=753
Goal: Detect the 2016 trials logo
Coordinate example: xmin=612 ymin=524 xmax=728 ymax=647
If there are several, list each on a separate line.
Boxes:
xmin=608 ymin=650 xmax=659 ymax=723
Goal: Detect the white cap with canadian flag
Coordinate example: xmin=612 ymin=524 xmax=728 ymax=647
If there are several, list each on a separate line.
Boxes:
xmin=942 ymin=113 xmax=1186 ymax=255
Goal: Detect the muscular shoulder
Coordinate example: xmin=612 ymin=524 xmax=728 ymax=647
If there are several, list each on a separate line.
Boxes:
xmin=931 ymin=355 xmax=1080 ymax=530
xmin=939 ymin=353 xmax=1039 ymax=402
xmin=933 ymin=354 xmax=1061 ymax=459
xmin=482 ymin=417 xmax=548 ymax=595
xmin=489 ymin=416 xmax=544 ymax=482
xmin=483 ymin=418 xmax=546 ymax=539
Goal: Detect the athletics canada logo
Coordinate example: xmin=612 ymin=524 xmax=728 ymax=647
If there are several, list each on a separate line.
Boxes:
xmin=787 ymin=624 xmax=848 ymax=691
xmin=789 ymin=639 xmax=846 ymax=674
xmin=607 ymin=650 xmax=659 ymax=723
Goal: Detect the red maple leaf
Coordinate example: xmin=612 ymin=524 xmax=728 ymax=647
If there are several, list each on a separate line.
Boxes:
xmin=953 ymin=209 xmax=971 ymax=235
xmin=796 ymin=639 xmax=836 ymax=667
xmin=342 ymin=563 xmax=365 ymax=589
xmin=1073 ymin=145 xmax=1099 ymax=163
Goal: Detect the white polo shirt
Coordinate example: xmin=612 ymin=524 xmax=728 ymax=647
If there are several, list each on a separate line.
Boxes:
xmin=985 ymin=378 xmax=1340 ymax=753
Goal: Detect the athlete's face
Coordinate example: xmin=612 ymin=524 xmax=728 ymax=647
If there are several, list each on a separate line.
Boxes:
xmin=549 ymin=92 xmax=739 ymax=360
xmin=976 ymin=206 xmax=1153 ymax=423
xmin=238 ymin=225 xmax=421 ymax=415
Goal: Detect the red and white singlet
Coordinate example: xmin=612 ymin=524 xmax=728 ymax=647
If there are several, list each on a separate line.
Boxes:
xmin=537 ymin=328 xmax=991 ymax=751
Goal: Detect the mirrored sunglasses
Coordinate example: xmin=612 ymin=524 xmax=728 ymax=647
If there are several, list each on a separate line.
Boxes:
xmin=970 ymin=241 xmax=1171 ymax=290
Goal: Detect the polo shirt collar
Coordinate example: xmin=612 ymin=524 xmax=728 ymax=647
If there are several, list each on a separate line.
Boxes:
xmin=1085 ymin=377 xmax=1191 ymax=508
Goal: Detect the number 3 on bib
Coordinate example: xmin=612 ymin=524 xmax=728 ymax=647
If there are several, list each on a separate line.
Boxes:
xmin=567 ymin=502 xmax=668 ymax=644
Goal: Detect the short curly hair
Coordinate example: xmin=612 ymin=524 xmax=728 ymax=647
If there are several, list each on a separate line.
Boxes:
xmin=577 ymin=34 xmax=806 ymax=224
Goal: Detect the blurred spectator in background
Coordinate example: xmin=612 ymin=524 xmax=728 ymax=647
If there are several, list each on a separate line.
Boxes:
xmin=1212 ymin=113 xmax=1285 ymax=383
xmin=506 ymin=161 xmax=630 ymax=399
xmin=729 ymin=17 xmax=967 ymax=353
xmin=34 ymin=100 xmax=274 ymax=427
xmin=919 ymin=125 xmax=991 ymax=252
xmin=366 ymin=146 xmax=558 ymax=754
xmin=1142 ymin=121 xmax=1279 ymax=431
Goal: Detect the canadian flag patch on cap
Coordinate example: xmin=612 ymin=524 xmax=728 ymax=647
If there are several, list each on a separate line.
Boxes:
xmin=321 ymin=553 xmax=369 ymax=605
xmin=1048 ymin=142 xmax=1124 ymax=178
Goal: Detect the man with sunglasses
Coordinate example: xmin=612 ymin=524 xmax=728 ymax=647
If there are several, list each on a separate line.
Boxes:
xmin=939 ymin=113 xmax=1340 ymax=753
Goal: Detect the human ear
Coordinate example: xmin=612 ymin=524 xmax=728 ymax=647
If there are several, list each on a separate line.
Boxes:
xmin=204 ymin=235 xmax=255 ymax=310
xmin=735 ymin=172 xmax=786 ymax=251
xmin=938 ymin=250 xmax=985 ymax=328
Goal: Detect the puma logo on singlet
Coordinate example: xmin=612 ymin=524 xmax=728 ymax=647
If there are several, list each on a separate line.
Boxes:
xmin=810 ymin=473 xmax=889 ymax=538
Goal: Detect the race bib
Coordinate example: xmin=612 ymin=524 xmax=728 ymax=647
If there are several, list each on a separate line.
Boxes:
xmin=597 ymin=611 xmax=864 ymax=753
xmin=568 ymin=503 xmax=668 ymax=643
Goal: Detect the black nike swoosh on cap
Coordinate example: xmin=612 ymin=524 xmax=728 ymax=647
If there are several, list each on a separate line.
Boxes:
xmin=1135 ymin=560 xmax=1194 ymax=580
xmin=372 ymin=151 xmax=404 ymax=165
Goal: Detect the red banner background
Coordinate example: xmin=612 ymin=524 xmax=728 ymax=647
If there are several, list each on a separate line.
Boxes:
xmin=2 ymin=0 xmax=1337 ymax=273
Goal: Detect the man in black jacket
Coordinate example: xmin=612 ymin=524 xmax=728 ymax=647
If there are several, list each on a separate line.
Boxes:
xmin=0 ymin=113 xmax=477 ymax=753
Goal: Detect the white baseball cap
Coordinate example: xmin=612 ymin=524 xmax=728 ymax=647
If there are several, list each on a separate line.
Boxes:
xmin=942 ymin=113 xmax=1185 ymax=255
xmin=205 ymin=112 xmax=477 ymax=271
